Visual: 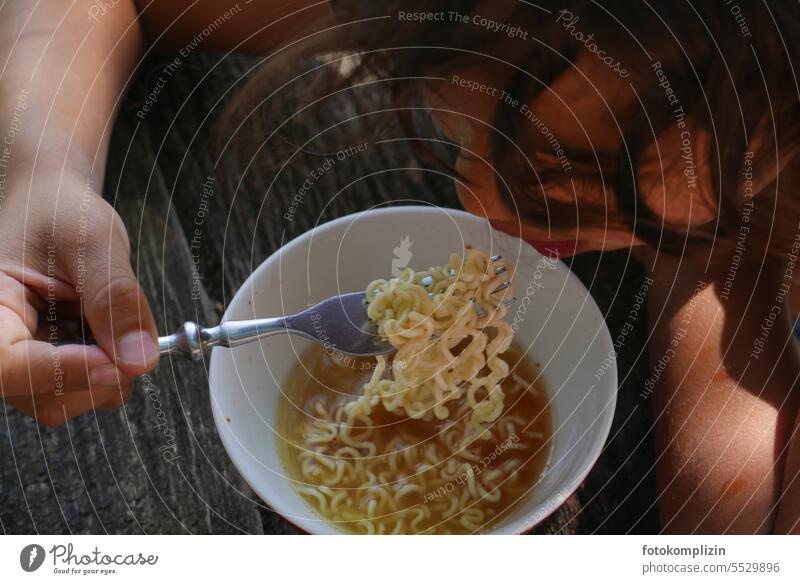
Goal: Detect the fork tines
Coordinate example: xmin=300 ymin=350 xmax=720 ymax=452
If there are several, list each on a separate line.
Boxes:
xmin=492 ymin=281 xmax=511 ymax=294
xmin=419 ymin=254 xmax=513 ymax=300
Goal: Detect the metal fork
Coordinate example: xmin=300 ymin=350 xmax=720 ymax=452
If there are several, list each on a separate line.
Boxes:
xmin=158 ymin=292 xmax=391 ymax=361
xmin=158 ymin=256 xmax=514 ymax=361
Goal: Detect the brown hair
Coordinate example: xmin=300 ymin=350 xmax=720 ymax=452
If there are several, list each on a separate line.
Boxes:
xmin=222 ymin=0 xmax=800 ymax=259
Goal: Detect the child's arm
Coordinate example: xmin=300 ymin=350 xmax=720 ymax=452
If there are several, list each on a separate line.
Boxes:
xmin=776 ymin=404 xmax=800 ymax=533
xmin=0 ymin=0 xmax=154 ymax=424
xmin=0 ymin=1 xmax=337 ymax=426
xmin=0 ymin=0 xmax=143 ymax=183
xmin=646 ymin=252 xmax=800 ymax=533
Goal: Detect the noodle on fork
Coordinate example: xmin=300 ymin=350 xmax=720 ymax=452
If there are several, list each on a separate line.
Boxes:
xmin=362 ymin=250 xmax=514 ymax=441
xmin=291 ymin=250 xmax=549 ymax=534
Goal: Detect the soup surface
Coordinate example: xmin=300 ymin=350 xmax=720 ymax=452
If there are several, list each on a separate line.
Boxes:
xmin=277 ymin=342 xmax=552 ymax=534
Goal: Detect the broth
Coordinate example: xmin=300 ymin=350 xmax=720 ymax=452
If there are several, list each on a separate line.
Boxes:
xmin=277 ymin=343 xmax=552 ymax=534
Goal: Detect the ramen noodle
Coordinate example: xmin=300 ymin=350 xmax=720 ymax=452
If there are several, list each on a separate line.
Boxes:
xmin=278 ymin=249 xmax=551 ymax=533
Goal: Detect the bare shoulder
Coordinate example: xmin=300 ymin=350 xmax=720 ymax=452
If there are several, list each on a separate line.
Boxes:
xmin=133 ymin=0 xmax=334 ymax=53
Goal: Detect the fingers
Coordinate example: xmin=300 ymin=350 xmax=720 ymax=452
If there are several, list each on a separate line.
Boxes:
xmin=62 ymin=202 xmax=159 ymax=376
xmin=0 ymin=338 xmax=118 ymax=397
xmin=6 ymin=360 xmax=136 ymax=427
xmin=91 ymin=365 xmax=135 ymax=409
xmin=97 ymin=379 xmax=134 ymax=410
xmin=8 ymin=379 xmax=133 ymax=427
xmin=0 ymin=271 xmax=137 ymax=398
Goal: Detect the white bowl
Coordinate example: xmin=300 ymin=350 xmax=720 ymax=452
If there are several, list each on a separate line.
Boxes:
xmin=208 ymin=205 xmax=617 ymax=534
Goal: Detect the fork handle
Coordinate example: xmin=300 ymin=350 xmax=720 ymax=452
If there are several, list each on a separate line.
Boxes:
xmin=158 ymin=318 xmax=290 ymax=361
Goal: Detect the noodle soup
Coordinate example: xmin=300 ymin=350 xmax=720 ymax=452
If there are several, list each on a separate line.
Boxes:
xmin=211 ymin=207 xmax=617 ymax=536
xmin=278 ymin=343 xmax=552 ymax=534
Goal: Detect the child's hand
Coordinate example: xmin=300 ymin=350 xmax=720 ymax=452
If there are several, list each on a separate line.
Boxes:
xmin=0 ymin=171 xmax=158 ymax=426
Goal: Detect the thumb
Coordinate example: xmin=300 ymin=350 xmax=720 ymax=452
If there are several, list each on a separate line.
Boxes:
xmin=69 ymin=212 xmax=159 ymax=375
